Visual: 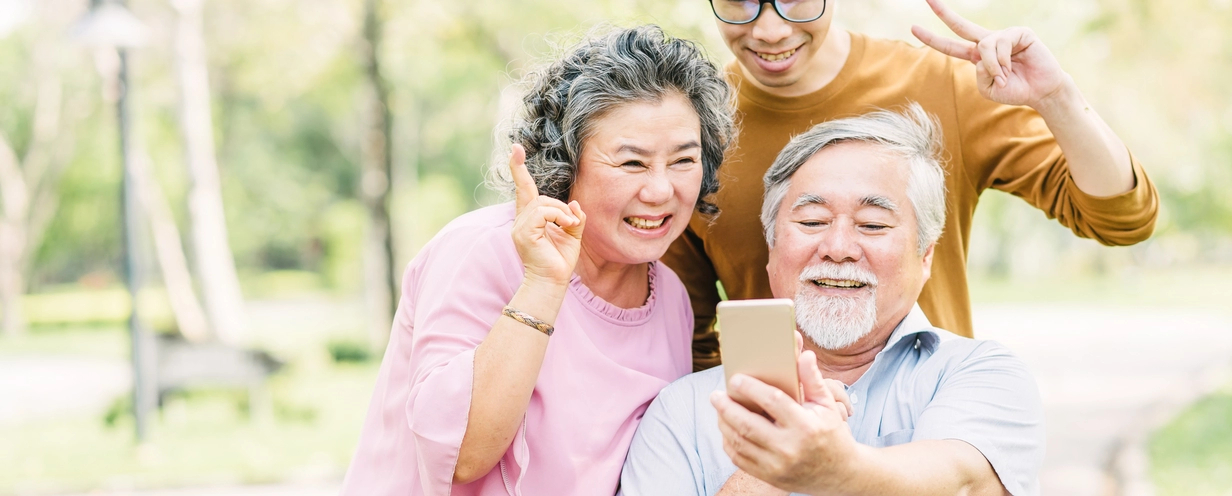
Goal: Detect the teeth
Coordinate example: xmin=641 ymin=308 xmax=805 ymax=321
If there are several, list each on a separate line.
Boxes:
xmin=812 ymin=279 xmax=867 ymax=288
xmin=756 ymin=48 xmax=796 ymax=62
xmin=626 ymin=217 xmax=665 ymax=230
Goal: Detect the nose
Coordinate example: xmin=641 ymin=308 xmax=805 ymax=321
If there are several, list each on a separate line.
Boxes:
xmin=816 ymin=218 xmax=862 ymax=264
xmin=750 ymin=2 xmax=792 ymax=45
xmin=638 ymin=169 xmax=673 ymax=205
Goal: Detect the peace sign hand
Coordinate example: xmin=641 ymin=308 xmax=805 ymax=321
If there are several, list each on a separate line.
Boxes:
xmin=508 ymin=144 xmax=587 ymax=289
xmin=911 ymin=0 xmax=1071 ymax=109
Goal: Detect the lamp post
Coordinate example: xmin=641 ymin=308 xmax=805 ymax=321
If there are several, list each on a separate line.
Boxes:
xmin=72 ymin=0 xmax=153 ymax=442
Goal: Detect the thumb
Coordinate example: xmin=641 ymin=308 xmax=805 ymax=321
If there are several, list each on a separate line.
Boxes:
xmin=798 ymin=350 xmax=834 ymax=405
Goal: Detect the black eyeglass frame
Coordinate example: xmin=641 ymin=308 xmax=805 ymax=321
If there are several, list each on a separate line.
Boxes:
xmin=708 ymin=0 xmax=827 ymax=25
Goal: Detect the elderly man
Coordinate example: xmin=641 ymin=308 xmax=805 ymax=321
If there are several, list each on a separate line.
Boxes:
xmin=621 ymin=105 xmax=1045 ymax=495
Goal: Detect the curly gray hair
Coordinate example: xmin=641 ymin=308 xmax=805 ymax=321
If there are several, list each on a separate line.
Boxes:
xmin=498 ymin=25 xmax=735 ymax=215
xmin=760 ymin=103 xmax=948 ymax=255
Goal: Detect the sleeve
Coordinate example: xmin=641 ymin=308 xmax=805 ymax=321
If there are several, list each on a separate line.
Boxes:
xmin=952 ymin=63 xmax=1160 ymax=246
xmin=660 ymin=223 xmax=723 ymax=372
xmin=911 ymin=342 xmax=1046 ymax=496
xmin=402 ymin=226 xmax=524 ymax=495
xmin=619 ymin=382 xmax=708 ymax=496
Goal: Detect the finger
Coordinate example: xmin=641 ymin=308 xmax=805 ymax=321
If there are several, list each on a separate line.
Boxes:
xmin=795 ymin=330 xmax=804 ymax=355
xmin=728 ymin=374 xmax=808 ymax=428
xmin=976 ymin=37 xmax=1006 ymax=85
xmin=508 ymin=144 xmax=538 ymax=211
xmin=825 ymin=379 xmax=854 ymax=420
xmin=924 ymin=0 xmax=991 ymax=42
xmin=711 ymin=390 xmax=778 ymax=451
xmin=524 ymin=202 xmax=581 ymax=233
xmin=561 ymin=200 xmax=586 ymax=240
xmin=797 ymin=350 xmax=836 ymax=407
xmin=995 ymin=34 xmax=1013 ymax=76
xmin=911 ymin=25 xmax=977 ymax=63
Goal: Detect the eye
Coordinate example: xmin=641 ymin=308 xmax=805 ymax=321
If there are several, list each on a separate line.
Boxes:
xmin=621 ymin=160 xmax=648 ymax=169
xmin=797 ymin=220 xmax=827 ymax=228
xmin=672 ymin=157 xmax=698 ymax=166
xmin=860 ymin=224 xmax=889 ymax=231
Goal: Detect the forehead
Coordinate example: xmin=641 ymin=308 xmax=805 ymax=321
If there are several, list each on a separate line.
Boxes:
xmin=786 ymin=141 xmax=911 ymax=207
xmin=584 ymin=93 xmax=701 ymax=143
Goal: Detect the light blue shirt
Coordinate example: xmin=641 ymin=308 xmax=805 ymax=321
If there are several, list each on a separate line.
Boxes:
xmin=620 ymin=305 xmax=1045 ymax=496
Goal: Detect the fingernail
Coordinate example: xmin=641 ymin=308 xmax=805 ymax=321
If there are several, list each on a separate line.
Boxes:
xmin=995 ymin=76 xmax=1006 ymax=87
xmin=730 ymin=375 xmax=745 ymax=389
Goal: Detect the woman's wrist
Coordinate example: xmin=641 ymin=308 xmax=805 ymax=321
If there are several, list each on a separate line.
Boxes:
xmin=507 ymin=276 xmax=570 ymax=328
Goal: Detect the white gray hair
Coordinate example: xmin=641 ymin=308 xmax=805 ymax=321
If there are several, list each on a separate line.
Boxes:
xmin=760 ymin=103 xmax=947 ymax=254
xmin=495 ymin=25 xmax=735 ymax=215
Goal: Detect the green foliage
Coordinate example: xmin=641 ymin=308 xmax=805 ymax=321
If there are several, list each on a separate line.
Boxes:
xmin=326 ymin=338 xmax=373 ymax=364
xmin=1149 ymin=382 xmax=1232 ymax=495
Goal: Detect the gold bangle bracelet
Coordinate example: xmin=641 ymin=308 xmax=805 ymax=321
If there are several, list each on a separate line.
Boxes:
xmin=502 ymin=306 xmax=554 ymax=336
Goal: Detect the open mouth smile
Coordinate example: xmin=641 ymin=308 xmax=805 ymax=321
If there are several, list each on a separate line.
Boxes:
xmin=809 ymin=278 xmax=869 ymax=289
xmin=755 ymin=48 xmax=797 ymax=62
xmin=624 ymin=216 xmax=667 ymax=230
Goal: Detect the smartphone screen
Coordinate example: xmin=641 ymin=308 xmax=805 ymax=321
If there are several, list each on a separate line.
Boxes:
xmin=717 ymin=298 xmax=800 ymax=416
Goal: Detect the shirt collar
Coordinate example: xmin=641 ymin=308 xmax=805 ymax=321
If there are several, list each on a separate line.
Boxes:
xmin=882 ymin=304 xmax=940 ymax=354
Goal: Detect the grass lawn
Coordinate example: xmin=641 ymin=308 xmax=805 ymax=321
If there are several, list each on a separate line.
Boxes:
xmin=0 ymin=291 xmax=377 ymax=494
xmin=1149 ymin=381 xmax=1232 ymax=495
xmin=0 ymin=357 xmax=378 ymax=494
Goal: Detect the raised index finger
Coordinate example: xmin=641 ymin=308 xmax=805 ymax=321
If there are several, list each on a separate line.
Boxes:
xmin=508 ymin=144 xmax=538 ymax=210
xmin=925 ymin=0 xmax=991 ymax=42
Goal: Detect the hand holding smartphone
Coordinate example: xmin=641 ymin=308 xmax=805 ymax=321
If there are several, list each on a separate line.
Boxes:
xmin=717 ymin=299 xmax=801 ymax=415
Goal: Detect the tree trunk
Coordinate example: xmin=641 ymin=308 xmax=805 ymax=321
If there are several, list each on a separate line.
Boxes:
xmin=360 ymin=0 xmax=396 ymax=351
xmin=130 ymin=148 xmax=211 ymax=342
xmin=171 ymin=0 xmax=247 ymax=345
xmin=0 ymin=135 xmax=28 ymax=338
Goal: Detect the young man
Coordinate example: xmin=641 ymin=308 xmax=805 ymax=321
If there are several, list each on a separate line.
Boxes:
xmin=622 ymin=106 xmax=1045 ymax=496
xmin=670 ymin=0 xmax=1159 ymax=370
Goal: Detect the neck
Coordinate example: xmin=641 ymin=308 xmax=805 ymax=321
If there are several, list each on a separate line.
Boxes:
xmin=806 ymin=337 xmax=884 ymax=386
xmin=573 ymin=247 xmax=649 ymax=309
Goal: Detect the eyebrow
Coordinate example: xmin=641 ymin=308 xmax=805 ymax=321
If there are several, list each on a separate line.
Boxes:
xmin=791 ymin=193 xmax=898 ymax=212
xmin=616 ymin=141 xmax=701 ymax=155
xmin=860 ymin=195 xmax=898 ymax=212
xmin=791 ymin=193 xmax=827 ymax=209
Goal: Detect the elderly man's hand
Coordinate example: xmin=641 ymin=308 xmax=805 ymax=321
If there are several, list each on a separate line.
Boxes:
xmin=710 ymin=350 xmax=858 ymax=493
xmin=910 ymin=0 xmax=1072 ymax=111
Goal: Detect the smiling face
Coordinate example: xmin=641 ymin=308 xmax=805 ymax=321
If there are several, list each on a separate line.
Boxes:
xmin=715 ymin=0 xmax=837 ymax=96
xmin=766 ymin=141 xmax=934 ymax=350
xmin=567 ymin=93 xmax=705 ymax=268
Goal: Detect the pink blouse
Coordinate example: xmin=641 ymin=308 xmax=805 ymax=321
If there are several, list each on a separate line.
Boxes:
xmin=341 ymin=203 xmax=694 ymax=495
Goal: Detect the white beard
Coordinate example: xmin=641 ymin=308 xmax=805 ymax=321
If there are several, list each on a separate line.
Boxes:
xmin=794 ymin=263 xmax=878 ymax=351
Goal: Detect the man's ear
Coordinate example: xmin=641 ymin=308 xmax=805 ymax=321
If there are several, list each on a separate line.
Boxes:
xmin=920 ymin=242 xmax=936 ymax=283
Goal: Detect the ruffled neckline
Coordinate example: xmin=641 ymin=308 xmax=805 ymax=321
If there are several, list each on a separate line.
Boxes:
xmin=568 ymin=262 xmax=659 ymax=325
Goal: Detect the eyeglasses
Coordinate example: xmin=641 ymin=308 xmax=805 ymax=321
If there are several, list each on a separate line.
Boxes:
xmin=709 ymin=0 xmax=827 ymax=24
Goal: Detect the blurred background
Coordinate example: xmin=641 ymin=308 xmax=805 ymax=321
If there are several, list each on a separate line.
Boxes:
xmin=0 ymin=0 xmax=1229 ymax=494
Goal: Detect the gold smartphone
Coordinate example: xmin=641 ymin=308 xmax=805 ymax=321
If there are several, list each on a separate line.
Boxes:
xmin=717 ymin=298 xmax=800 ymax=415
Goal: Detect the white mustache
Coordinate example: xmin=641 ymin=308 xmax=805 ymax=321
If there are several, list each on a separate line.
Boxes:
xmin=798 ymin=262 xmax=877 ymax=287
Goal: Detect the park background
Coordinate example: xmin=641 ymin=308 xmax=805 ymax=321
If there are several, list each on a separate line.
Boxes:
xmin=1 ymin=0 xmax=1230 ymax=494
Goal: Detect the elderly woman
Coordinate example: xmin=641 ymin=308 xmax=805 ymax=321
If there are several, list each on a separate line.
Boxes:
xmin=341 ymin=25 xmax=734 ymax=495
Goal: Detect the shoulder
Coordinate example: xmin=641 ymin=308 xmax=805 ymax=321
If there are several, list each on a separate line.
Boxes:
xmin=857 ymin=34 xmax=958 ymax=79
xmin=917 ymin=328 xmax=1037 ymax=391
xmin=404 ymin=203 xmax=522 ymax=288
xmin=415 ymin=203 xmax=517 ymax=260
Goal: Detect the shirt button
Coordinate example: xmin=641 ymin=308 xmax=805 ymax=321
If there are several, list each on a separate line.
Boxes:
xmin=914 ymin=339 xmax=921 ymax=350
xmin=850 ymin=392 xmax=859 ymax=405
